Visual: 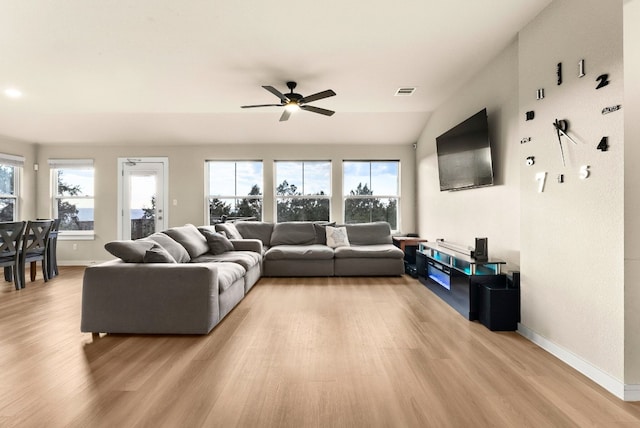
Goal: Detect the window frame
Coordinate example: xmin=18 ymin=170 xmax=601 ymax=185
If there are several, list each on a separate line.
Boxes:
xmin=49 ymin=159 xmax=95 ymax=240
xmin=342 ymin=160 xmax=400 ymax=230
xmin=274 ymin=160 xmax=332 ymax=223
xmin=205 ymin=160 xmax=264 ymax=224
xmin=0 ymin=153 xmax=24 ymax=222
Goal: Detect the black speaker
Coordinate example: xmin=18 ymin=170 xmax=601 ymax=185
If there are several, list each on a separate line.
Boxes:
xmin=474 ymin=237 xmax=488 ymax=261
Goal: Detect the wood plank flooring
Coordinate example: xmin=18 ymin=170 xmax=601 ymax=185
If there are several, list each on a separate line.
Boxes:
xmin=1 ymin=267 xmax=639 ymax=427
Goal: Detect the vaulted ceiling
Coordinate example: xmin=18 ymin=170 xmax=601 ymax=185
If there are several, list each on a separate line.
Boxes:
xmin=0 ymin=0 xmax=551 ymax=146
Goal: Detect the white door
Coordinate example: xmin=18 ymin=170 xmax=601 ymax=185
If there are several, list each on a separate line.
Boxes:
xmin=118 ymin=158 xmax=168 ymax=240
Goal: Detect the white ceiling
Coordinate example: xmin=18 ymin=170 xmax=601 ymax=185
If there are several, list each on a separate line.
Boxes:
xmin=0 ymin=0 xmax=551 ymax=146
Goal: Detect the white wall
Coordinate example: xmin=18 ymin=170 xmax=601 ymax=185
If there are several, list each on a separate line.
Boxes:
xmin=415 ymin=40 xmax=521 ymax=268
xmin=35 ymin=143 xmax=416 ymax=264
xmin=519 ymin=0 xmax=625 ymax=385
xmin=416 ymin=0 xmax=637 ymax=400
xmin=0 ymin=139 xmax=36 ymax=219
xmin=624 ymin=0 xmax=640 ymax=385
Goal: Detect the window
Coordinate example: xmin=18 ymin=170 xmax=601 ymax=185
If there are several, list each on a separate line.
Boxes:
xmin=0 ymin=153 xmax=24 ymax=222
xmin=343 ymin=161 xmax=399 ymax=229
xmin=207 ymin=161 xmax=263 ymax=223
xmin=49 ymin=159 xmax=95 ymax=238
xmin=275 ymin=161 xmax=331 ymax=222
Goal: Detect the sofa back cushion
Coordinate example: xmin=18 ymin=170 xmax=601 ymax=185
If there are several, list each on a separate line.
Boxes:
xmin=342 ymin=222 xmax=392 ymax=245
xmin=270 ymin=222 xmax=316 ymax=246
xmin=162 ymin=224 xmax=209 ymax=258
xmin=235 ymin=221 xmax=273 ymax=247
xmin=145 ymin=232 xmax=191 ymax=263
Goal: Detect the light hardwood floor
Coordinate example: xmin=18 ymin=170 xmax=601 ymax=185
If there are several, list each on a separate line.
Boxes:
xmin=1 ymin=267 xmax=639 ymax=427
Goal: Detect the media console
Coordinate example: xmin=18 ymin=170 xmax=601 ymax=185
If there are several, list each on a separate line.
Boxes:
xmin=417 ymin=241 xmax=520 ymax=330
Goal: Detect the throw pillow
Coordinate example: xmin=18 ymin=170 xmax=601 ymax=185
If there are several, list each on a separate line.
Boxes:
xmin=326 ymin=226 xmax=350 ymax=248
xmin=313 ymin=221 xmax=336 ymax=245
xmin=145 ymin=233 xmax=191 ymax=263
xmin=104 ymin=240 xmax=155 ymax=263
xmin=215 ymin=223 xmax=242 ymax=240
xmin=143 ymin=244 xmax=177 ymax=263
xmin=199 ymin=228 xmax=235 ymax=255
xmin=162 ymin=224 xmax=210 ymax=258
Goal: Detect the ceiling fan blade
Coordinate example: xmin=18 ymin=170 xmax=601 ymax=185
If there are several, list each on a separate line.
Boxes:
xmin=279 ymin=109 xmax=292 ymax=122
xmin=263 ymin=86 xmax=289 ymax=102
xmin=300 ymin=105 xmax=335 ymax=116
xmin=241 ymin=104 xmax=283 ymax=108
xmin=300 ymin=89 xmax=336 ymax=104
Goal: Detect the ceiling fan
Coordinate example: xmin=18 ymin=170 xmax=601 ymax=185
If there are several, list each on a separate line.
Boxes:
xmin=241 ymin=81 xmax=336 ymax=122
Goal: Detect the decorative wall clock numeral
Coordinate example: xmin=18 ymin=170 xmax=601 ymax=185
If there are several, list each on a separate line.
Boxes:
xmin=557 ymin=62 xmax=562 ymax=85
xmin=597 ymin=137 xmax=609 ymax=151
xmin=536 ymin=172 xmax=547 ymax=193
xmin=526 ymin=156 xmax=535 ymax=166
xmin=557 ymin=174 xmax=564 ymax=183
xmin=525 ymin=111 xmax=535 ymax=121
xmin=521 ymin=137 xmax=531 ymax=144
xmin=536 ymin=88 xmax=545 ymax=100
xmin=579 ymin=165 xmax=590 ymax=179
xmin=595 ymin=74 xmax=610 ymax=89
xmin=602 ymin=105 xmax=622 ymax=115
xmin=578 ymin=59 xmax=585 ymax=77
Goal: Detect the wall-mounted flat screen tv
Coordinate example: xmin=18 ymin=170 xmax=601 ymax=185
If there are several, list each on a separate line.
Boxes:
xmin=436 ymin=108 xmax=494 ymax=192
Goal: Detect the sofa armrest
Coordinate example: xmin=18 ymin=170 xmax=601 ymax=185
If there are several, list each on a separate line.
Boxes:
xmin=230 ymin=238 xmax=263 ymax=254
xmin=81 ymin=260 xmax=220 ymax=334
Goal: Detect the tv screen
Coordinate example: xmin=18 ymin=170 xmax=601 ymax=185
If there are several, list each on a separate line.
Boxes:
xmin=436 ymin=108 xmax=494 ymax=192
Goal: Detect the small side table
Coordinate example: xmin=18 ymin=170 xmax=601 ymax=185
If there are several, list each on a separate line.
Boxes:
xmin=392 ymin=236 xmax=428 ymax=277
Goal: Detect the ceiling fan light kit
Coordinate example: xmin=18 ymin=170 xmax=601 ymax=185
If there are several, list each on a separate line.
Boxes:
xmin=241 ymin=81 xmax=336 ymax=122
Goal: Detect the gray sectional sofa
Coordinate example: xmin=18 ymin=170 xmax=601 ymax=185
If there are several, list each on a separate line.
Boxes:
xmin=81 ymin=221 xmax=404 ymax=335
xmin=218 ymin=220 xmax=405 ymax=277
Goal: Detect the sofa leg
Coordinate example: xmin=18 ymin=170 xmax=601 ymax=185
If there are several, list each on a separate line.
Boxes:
xmin=91 ymin=333 xmax=101 ymax=340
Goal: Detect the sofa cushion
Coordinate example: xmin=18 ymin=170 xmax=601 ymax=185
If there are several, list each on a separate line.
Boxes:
xmin=313 ymin=221 xmax=336 ymax=245
xmin=104 ymin=240 xmax=155 ymax=263
xmin=235 ymin=221 xmax=273 ymax=247
xmin=326 ymin=226 xmax=350 ymax=248
xmin=270 ymin=222 xmax=316 ymax=246
xmin=214 ymin=262 xmax=246 ymax=292
xmin=343 ymin=222 xmax=393 ymax=245
xmin=145 ymin=232 xmax=191 ymax=263
xmin=215 ymin=223 xmax=243 ymax=240
xmin=265 ymin=244 xmax=334 ymax=260
xmin=192 ymin=251 xmax=261 ymax=271
xmin=162 ymin=224 xmax=210 ymax=258
xmin=198 ymin=228 xmax=235 ymax=255
xmin=143 ymin=244 xmax=177 ymax=263
xmin=334 ymin=244 xmax=404 ymax=259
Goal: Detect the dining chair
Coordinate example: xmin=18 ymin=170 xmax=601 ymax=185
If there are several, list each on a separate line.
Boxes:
xmin=38 ymin=218 xmax=60 ymax=279
xmin=18 ymin=220 xmax=54 ymax=288
xmin=0 ymin=221 xmax=27 ymax=290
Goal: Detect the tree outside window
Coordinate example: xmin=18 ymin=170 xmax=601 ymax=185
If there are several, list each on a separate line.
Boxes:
xmin=343 ymin=161 xmax=399 ymax=229
xmin=275 ymin=161 xmax=330 ymax=222
xmin=0 ymin=164 xmax=17 ymax=221
xmin=50 ymin=160 xmax=95 ymax=233
xmin=207 ymin=161 xmax=263 ymax=223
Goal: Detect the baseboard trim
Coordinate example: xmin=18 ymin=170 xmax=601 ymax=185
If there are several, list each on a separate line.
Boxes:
xmin=58 ymin=260 xmax=108 ymax=267
xmin=518 ymin=324 xmax=639 ymax=402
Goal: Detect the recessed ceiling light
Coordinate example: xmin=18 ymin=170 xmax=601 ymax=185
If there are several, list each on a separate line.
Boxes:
xmin=4 ymin=88 xmax=23 ymax=99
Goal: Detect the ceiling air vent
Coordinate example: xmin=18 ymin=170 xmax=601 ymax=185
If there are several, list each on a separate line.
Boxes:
xmin=395 ymin=87 xmax=416 ymax=96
